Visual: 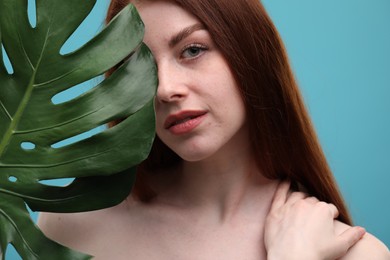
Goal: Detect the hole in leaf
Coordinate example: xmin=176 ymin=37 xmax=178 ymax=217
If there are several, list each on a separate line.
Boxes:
xmin=51 ymin=76 xmax=103 ymax=104
xmin=39 ymin=178 xmax=75 ymax=187
xmin=59 ymin=1 xmax=108 ymax=55
xmin=1 ymin=44 xmax=14 ymax=74
xmin=27 ymin=0 xmax=37 ymax=28
xmin=5 ymin=244 xmax=22 ymax=260
xmin=51 ymin=125 xmax=106 ymax=148
xmin=8 ymin=176 xmax=17 ymax=182
xmin=26 ymin=204 xmax=39 ymax=223
xmin=21 ymin=142 xmax=36 ymax=150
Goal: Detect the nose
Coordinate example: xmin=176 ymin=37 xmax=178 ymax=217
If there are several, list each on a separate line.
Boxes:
xmin=156 ymin=62 xmax=188 ymax=103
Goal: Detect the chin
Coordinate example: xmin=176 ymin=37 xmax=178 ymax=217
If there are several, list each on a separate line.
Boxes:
xmin=172 ymin=144 xmax=220 ymax=163
xmin=179 ymin=154 xmax=208 ymax=162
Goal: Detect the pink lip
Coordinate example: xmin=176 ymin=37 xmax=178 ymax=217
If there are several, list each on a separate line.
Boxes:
xmin=164 ymin=110 xmax=207 ymax=135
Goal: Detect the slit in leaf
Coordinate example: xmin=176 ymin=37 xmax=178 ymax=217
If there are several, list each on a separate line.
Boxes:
xmin=5 ymin=244 xmax=22 ymax=260
xmin=51 ymin=125 xmax=107 ymax=148
xmin=1 ymin=44 xmax=14 ymax=74
xmin=27 ymin=0 xmax=37 ymax=28
xmin=59 ymin=2 xmax=107 ymax=55
xmin=39 ymin=178 xmax=75 ymax=187
xmin=51 ymin=76 xmax=103 ymax=104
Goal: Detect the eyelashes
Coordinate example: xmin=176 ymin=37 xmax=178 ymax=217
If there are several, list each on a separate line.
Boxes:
xmin=180 ymin=43 xmax=209 ymax=61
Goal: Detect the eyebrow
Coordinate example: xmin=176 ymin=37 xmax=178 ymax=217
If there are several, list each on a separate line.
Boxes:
xmin=168 ymin=23 xmax=206 ymax=48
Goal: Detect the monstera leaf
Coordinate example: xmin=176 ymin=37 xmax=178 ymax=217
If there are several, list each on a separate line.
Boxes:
xmin=0 ymin=0 xmax=156 ymax=259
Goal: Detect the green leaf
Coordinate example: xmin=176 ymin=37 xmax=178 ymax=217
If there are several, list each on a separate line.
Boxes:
xmin=0 ymin=193 xmax=93 ymax=260
xmin=0 ymin=0 xmax=157 ymax=258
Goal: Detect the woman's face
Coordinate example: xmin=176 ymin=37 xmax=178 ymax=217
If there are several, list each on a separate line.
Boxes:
xmin=136 ymin=0 xmax=248 ymax=162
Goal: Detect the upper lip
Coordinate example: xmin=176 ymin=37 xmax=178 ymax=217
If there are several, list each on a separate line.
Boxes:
xmin=164 ymin=110 xmax=207 ymax=129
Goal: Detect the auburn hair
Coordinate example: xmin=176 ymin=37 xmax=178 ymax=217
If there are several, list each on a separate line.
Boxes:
xmin=106 ymin=0 xmax=352 ymax=224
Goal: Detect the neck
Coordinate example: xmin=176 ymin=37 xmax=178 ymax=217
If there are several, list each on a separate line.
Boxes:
xmin=152 ymin=143 xmax=278 ymax=224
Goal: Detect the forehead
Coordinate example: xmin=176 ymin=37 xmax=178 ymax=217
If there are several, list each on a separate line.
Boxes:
xmin=134 ymin=0 xmax=201 ymax=40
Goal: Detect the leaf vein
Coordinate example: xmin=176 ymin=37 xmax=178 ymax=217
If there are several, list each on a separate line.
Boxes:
xmin=33 ymin=67 xmax=79 ymax=88
xmin=0 ymin=149 xmax=112 ymax=168
xmin=0 ymin=23 xmax=52 ymax=157
xmin=0 ymin=190 xmax=82 ymax=204
xmin=14 ymin=107 xmax=103 ymax=134
xmin=17 ymin=31 xmax=35 ymax=71
xmin=0 ymin=209 xmax=39 ymax=258
xmin=0 ymin=98 xmax=12 ymax=121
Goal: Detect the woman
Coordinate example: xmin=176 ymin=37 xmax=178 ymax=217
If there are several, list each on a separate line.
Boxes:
xmin=38 ymin=0 xmax=389 ymax=259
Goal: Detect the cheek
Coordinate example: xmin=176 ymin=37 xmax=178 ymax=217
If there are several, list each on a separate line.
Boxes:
xmin=215 ymin=79 xmax=245 ymax=116
xmin=153 ymin=103 xmax=165 ymax=135
xmin=220 ymin=84 xmax=247 ymax=129
xmin=154 ymin=114 xmax=165 ymax=137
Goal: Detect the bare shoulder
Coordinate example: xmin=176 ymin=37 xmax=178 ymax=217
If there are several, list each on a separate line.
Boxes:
xmin=335 ymin=221 xmax=390 ymax=260
xmin=37 ymin=208 xmax=102 ymax=249
xmin=37 ymin=199 xmax=132 ymax=253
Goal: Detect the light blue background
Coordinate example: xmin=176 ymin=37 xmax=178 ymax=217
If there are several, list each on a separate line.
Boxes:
xmin=3 ymin=0 xmax=389 ymax=258
xmin=262 ymin=0 xmax=390 ymax=247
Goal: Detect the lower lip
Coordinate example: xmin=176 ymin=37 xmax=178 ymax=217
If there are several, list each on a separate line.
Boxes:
xmin=168 ymin=114 xmax=206 ymax=135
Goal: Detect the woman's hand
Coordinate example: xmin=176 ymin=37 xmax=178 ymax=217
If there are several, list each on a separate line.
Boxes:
xmin=264 ymin=182 xmax=366 ymax=260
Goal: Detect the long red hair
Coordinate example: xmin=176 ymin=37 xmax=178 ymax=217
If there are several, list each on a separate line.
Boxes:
xmin=106 ymin=0 xmax=352 ymax=224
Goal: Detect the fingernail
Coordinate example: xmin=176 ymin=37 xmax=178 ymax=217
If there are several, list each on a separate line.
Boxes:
xmin=357 ymin=226 xmax=366 ymax=237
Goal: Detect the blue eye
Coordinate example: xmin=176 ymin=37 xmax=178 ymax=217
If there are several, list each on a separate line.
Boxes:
xmin=181 ymin=44 xmax=208 ymax=59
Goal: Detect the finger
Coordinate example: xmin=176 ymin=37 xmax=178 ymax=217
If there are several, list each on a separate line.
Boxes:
xmin=304 ymin=196 xmax=319 ymax=204
xmin=285 ymin=191 xmax=309 ymax=205
xmin=331 ymin=226 xmax=366 ymax=258
xmin=270 ymin=181 xmax=291 ymax=212
xmin=328 ymin=203 xmax=339 ymax=219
